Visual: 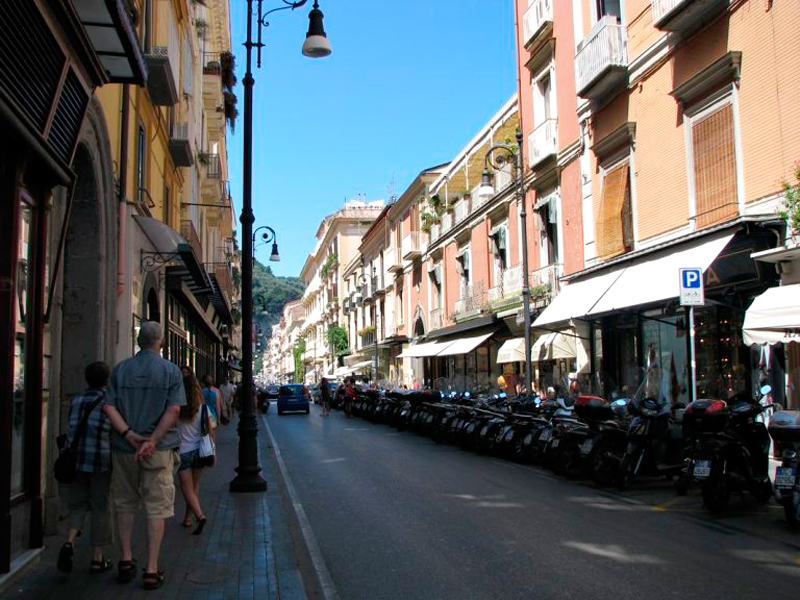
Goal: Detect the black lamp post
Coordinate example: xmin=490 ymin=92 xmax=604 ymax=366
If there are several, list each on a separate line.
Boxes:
xmin=231 ymin=0 xmax=331 ymax=494
xmin=478 ymin=129 xmax=530 ymax=394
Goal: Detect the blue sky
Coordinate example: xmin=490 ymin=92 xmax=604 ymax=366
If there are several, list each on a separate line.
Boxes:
xmin=227 ymin=0 xmax=518 ymax=277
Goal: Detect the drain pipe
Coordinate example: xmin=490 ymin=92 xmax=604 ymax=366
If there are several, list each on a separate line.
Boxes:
xmin=117 ymin=84 xmax=129 ymax=297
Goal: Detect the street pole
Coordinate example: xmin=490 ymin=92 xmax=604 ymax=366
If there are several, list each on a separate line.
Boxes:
xmin=231 ymin=0 xmax=330 ymax=493
xmin=517 ymin=129 xmax=532 ymax=395
xmin=479 ymin=129 xmax=531 ymax=394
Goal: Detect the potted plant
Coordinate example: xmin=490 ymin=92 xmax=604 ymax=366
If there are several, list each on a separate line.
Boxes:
xmin=779 ymin=162 xmax=800 ymax=240
xmin=220 ymin=51 xmax=237 ymax=91
xmin=223 ymin=91 xmax=238 ymax=132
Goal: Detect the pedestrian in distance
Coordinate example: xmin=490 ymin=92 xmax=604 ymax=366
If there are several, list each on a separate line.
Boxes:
xmin=202 ymin=374 xmax=222 ymax=428
xmin=57 ymin=361 xmax=114 ymax=575
xmin=178 ymin=374 xmax=214 ymax=534
xmin=320 ymin=376 xmax=331 ymax=416
xmin=344 ymin=377 xmax=356 ymax=418
xmin=102 ymin=321 xmax=186 ymax=590
xmin=220 ymin=378 xmax=236 ymax=421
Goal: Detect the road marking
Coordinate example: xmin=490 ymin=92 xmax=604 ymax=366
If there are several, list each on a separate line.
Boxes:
xmin=652 ymin=496 xmax=691 ymax=512
xmin=322 ymin=458 xmax=347 ymax=464
xmin=261 ymin=414 xmax=340 ymax=600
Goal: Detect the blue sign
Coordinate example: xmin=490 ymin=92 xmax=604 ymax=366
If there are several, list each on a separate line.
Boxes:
xmin=679 ymin=268 xmax=704 ymax=306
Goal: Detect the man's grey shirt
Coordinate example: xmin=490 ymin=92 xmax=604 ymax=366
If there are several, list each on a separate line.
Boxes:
xmin=105 ymin=350 xmax=186 ymax=453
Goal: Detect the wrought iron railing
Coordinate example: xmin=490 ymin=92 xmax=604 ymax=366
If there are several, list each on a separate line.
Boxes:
xmin=180 ymin=219 xmax=202 ymax=261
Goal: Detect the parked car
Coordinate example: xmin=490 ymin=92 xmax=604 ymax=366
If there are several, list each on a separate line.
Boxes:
xmin=265 ymin=385 xmax=280 ymax=399
xmin=277 ymin=384 xmax=311 ymax=415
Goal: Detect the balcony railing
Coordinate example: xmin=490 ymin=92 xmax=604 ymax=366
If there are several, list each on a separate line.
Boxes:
xmin=430 ymin=222 xmax=440 ymax=241
xmin=385 ymin=247 xmax=403 ymax=273
xmin=530 ymin=262 xmax=563 ymax=301
xmin=528 ymin=118 xmax=558 ymax=168
xmin=215 ymin=264 xmax=233 ymax=301
xmin=371 ymin=274 xmax=383 ymax=296
xmin=651 ymin=0 xmax=727 ymax=33
xmin=488 ymin=265 xmax=523 ymax=303
xmin=429 ymin=307 xmax=444 ymax=331
xmin=575 ymin=16 xmax=628 ymax=101
xmin=453 ymin=280 xmax=485 ymax=320
xmin=441 ymin=212 xmax=453 ymax=234
xmin=454 ymin=197 xmax=471 ymax=224
xmin=180 ymin=220 xmax=202 ymax=261
xmin=522 ymin=0 xmax=554 ymax=49
xmin=205 ymin=153 xmax=221 ymax=179
xmin=402 ymin=231 xmax=423 ymax=260
xmin=361 ymin=331 xmax=376 ymax=347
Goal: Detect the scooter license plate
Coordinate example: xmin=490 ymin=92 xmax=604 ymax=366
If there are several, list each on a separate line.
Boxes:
xmin=693 ymin=460 xmax=711 ymax=479
xmin=551 ymin=437 xmax=560 ymax=448
xmin=539 ymin=429 xmax=551 ymax=442
xmin=775 ymin=467 xmax=796 ymax=490
xmin=581 ymin=439 xmax=594 ymax=454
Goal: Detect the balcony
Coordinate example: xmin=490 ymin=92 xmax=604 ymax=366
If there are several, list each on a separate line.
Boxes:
xmin=522 ymin=0 xmax=554 ymax=52
xmin=385 ymin=248 xmax=403 ymax=273
xmin=402 ymin=232 xmax=423 ymax=260
xmin=372 ymin=275 xmax=385 ymax=296
xmin=575 ymin=16 xmax=628 ymax=102
xmin=528 ymin=118 xmax=558 ymax=168
xmin=144 ymin=46 xmax=178 ymax=106
xmin=430 ymin=222 xmax=440 ymax=241
xmin=180 ymin=220 xmax=203 ymax=261
xmin=205 ymin=154 xmax=221 ymax=179
xmin=215 ymin=264 xmax=233 ymax=302
xmin=361 ymin=331 xmax=376 ymax=347
xmin=454 ymin=197 xmax=471 ymax=224
xmin=453 ymin=281 xmax=486 ymax=321
xmin=530 ymin=262 xmax=564 ymax=303
xmin=169 ymin=122 xmax=193 ymax=167
xmin=441 ymin=212 xmax=453 ymax=234
xmin=651 ymin=0 xmax=728 ymax=33
xmin=488 ymin=265 xmax=523 ymax=304
xmin=429 ymin=307 xmax=444 ymax=331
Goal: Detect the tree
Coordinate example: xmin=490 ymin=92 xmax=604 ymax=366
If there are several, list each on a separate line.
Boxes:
xmin=293 ymin=339 xmax=306 ymax=383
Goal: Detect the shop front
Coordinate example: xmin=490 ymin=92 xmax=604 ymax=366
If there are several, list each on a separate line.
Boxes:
xmin=533 ymin=224 xmax=780 ymax=406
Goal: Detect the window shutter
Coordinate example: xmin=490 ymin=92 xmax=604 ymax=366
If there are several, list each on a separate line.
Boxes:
xmin=692 ymin=103 xmax=738 ymax=228
xmin=183 ymin=33 xmax=193 ymax=96
xmin=596 ymin=162 xmax=630 ymax=259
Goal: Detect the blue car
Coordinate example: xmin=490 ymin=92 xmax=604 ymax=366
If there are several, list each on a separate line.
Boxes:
xmin=277 ymin=384 xmax=311 ymax=415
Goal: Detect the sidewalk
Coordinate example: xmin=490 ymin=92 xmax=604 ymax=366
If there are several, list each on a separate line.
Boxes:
xmin=2 ymin=416 xmax=309 ymax=600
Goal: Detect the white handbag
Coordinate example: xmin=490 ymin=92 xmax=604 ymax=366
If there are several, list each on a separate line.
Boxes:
xmin=198 ymin=405 xmax=216 ymax=458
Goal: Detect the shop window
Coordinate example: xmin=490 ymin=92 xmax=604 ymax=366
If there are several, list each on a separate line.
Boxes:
xmin=695 ymin=306 xmax=748 ymax=400
xmin=596 ymin=160 xmax=632 ymax=259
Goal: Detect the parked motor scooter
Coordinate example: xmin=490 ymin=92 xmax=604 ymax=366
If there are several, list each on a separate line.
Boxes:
xmin=615 ymin=394 xmax=686 ymax=491
xmin=767 ymin=407 xmax=800 ymax=525
xmin=681 ymin=386 xmax=774 ymax=511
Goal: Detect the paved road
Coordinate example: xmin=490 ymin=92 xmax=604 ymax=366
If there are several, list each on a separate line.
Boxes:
xmin=264 ymin=405 xmax=800 ymax=600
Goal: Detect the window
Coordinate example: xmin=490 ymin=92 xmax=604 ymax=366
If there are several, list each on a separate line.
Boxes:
xmin=429 ymin=264 xmax=443 ymax=309
xmin=535 ymin=189 xmax=560 ymax=265
xmin=595 ymin=0 xmax=622 ymax=21
xmin=456 ymin=248 xmax=471 ymax=297
xmin=596 ymin=160 xmax=632 ymax=259
xmin=689 ymin=101 xmax=738 ymax=228
xmin=532 ymin=71 xmax=554 ymax=127
xmin=490 ymin=226 xmax=508 ymax=285
xmin=163 ymin=185 xmax=171 ymax=224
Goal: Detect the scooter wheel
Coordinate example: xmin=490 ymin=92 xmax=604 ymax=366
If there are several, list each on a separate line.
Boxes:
xmin=783 ymin=494 xmax=800 ymax=526
xmin=701 ymin=468 xmax=730 ymax=512
xmin=616 ymin=453 xmax=635 ymax=491
xmin=753 ymin=478 xmax=774 ymax=503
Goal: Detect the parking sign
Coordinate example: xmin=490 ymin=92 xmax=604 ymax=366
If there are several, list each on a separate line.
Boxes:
xmin=679 ymin=268 xmax=704 ymax=306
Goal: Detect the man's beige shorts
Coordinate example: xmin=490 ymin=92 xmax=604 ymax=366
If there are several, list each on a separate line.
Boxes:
xmin=111 ymin=450 xmax=176 ymax=519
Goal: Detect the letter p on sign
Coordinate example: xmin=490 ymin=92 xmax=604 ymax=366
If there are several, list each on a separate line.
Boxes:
xmin=679 ymin=268 xmax=704 ymax=306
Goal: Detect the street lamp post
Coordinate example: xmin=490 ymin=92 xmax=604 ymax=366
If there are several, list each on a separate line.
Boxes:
xmin=355 ymin=272 xmax=378 ymax=384
xmin=479 ymin=129 xmax=531 ymax=394
xmin=231 ymin=0 xmax=330 ymax=494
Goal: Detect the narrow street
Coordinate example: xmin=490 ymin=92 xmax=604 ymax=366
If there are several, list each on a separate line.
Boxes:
xmin=265 ymin=405 xmax=800 ymax=600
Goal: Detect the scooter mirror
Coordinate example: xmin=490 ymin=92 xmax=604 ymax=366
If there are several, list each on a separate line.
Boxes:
xmin=760 ymin=384 xmax=772 ymax=396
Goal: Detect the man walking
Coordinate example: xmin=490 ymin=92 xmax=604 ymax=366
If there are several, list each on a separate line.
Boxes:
xmin=103 ymin=321 xmax=185 ymax=590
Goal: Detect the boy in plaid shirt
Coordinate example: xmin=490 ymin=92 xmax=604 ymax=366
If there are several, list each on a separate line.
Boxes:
xmin=57 ymin=362 xmax=113 ymax=574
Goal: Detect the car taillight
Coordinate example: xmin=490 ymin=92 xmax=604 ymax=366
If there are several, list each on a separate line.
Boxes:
xmin=303 ymin=387 xmax=310 ymax=398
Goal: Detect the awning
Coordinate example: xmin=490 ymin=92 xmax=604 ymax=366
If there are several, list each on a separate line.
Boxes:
xmin=135 ymin=215 xmax=186 ymax=254
xmin=533 ymin=232 xmax=734 ymax=328
xmin=350 ymin=360 xmax=374 ymax=372
xmin=75 ymin=0 xmax=148 ymax=84
xmin=398 ymin=341 xmax=455 ymax=358
xmin=497 ymin=338 xmax=526 ymax=364
xmin=436 ymin=332 xmax=494 ymax=356
xmin=136 ymin=216 xmax=211 ymax=292
xmin=743 ymin=284 xmax=800 ymax=345
xmin=531 ymin=331 xmax=577 ymax=361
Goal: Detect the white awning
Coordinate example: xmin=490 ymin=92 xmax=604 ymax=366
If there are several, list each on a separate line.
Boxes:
xmin=334 ymin=366 xmax=352 ymax=377
xmin=398 ymin=341 xmax=455 ymax=358
xmin=533 ymin=232 xmax=734 ymax=328
xmin=436 ymin=332 xmax=494 ymax=356
xmin=590 ymin=232 xmax=734 ymax=314
xmin=531 ymin=331 xmax=577 ymax=361
xmin=497 ymin=338 xmax=526 ymax=364
xmin=134 ymin=215 xmax=187 ymax=254
xmin=743 ymin=284 xmax=800 ymax=345
xmin=350 ymin=360 xmax=374 ymax=372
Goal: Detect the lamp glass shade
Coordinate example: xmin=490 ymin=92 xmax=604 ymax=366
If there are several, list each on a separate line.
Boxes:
xmin=478 ymin=170 xmax=494 ymax=199
xmin=302 ymin=7 xmax=331 ymax=58
xmin=269 ymin=242 xmax=280 ymax=262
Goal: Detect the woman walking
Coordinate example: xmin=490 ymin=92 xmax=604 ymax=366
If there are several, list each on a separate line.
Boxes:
xmin=57 ymin=362 xmax=114 ymax=574
xmin=177 ymin=375 xmax=215 ymax=535
xmin=202 ymin=375 xmax=222 ymax=429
